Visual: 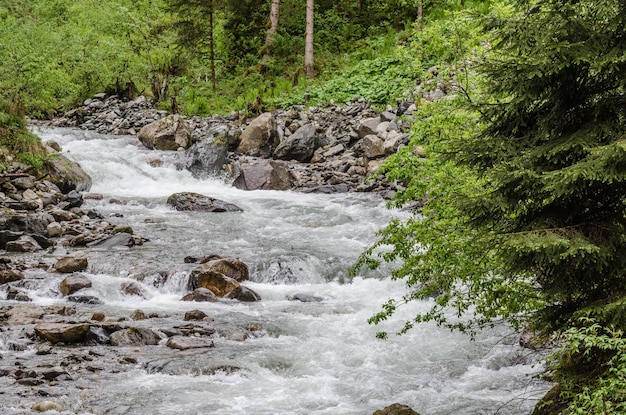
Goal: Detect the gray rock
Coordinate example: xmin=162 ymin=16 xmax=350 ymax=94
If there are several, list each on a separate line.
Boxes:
xmin=184 ymin=309 xmax=208 ymax=321
xmin=166 ymin=335 xmax=214 ymax=350
xmin=273 ymin=123 xmax=318 ymax=162
xmin=231 ymin=159 xmax=294 ymax=191
xmin=0 ymin=230 xmax=23 ymax=249
xmin=67 ymin=295 xmax=103 ymax=305
xmin=88 ymin=233 xmax=137 ymax=249
xmin=110 ymin=327 xmax=162 ymax=346
xmin=184 ymin=138 xmax=229 ymax=178
xmin=167 ymin=192 xmax=242 ymax=212
xmin=5 ymin=235 xmax=42 ymax=252
xmin=138 ymin=114 xmax=193 ymax=151
xmin=6 ymin=304 xmax=44 ymax=324
xmin=357 ymin=135 xmax=385 ymax=159
xmin=85 ymin=326 xmax=110 ymax=344
xmin=44 ymin=151 xmax=92 ymax=193
xmin=357 ymin=117 xmax=382 ymax=138
xmin=236 ymin=112 xmax=279 ymax=157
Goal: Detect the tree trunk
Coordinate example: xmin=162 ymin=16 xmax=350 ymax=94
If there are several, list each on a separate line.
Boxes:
xmin=262 ymin=0 xmax=281 ymax=60
xmin=209 ymin=0 xmax=216 ymax=92
xmin=304 ymin=0 xmax=315 ymax=78
xmin=417 ymin=0 xmax=423 ymax=32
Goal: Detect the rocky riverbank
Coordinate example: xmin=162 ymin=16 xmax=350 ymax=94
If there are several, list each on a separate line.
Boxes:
xmin=44 ymin=94 xmax=417 ymax=197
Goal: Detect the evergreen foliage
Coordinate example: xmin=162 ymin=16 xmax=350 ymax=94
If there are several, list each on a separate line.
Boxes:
xmin=356 ymin=0 xmax=626 ymax=411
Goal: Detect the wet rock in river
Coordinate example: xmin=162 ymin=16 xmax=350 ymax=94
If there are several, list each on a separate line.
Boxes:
xmin=181 ymin=288 xmax=219 ymax=302
xmin=59 ymin=273 xmax=92 ymax=296
xmin=183 ymin=138 xmax=229 ymax=178
xmin=43 ymin=150 xmax=92 ymax=194
xmin=0 ymin=268 xmax=24 ymax=285
xmin=120 ymin=281 xmax=147 ymax=297
xmin=184 ymin=309 xmax=209 ymax=321
xmin=5 ymin=235 xmax=42 ymax=252
xmin=138 ymin=114 xmax=194 ymax=151
xmin=54 ymin=254 xmax=88 ymax=273
xmin=196 ymin=257 xmax=249 ymax=282
xmin=230 ymin=158 xmax=294 ymax=191
xmin=372 ymin=403 xmax=422 ymax=415
xmin=6 ymin=304 xmax=45 ymax=324
xmin=167 ymin=192 xmax=242 ymax=212
xmin=130 ymin=309 xmax=148 ymax=320
xmin=110 ymin=327 xmax=163 ymax=346
xmin=188 ymin=269 xmax=240 ymax=297
xmin=166 ymin=335 xmax=215 ymax=350
xmin=34 ymin=322 xmax=90 ymax=344
xmin=67 ymin=295 xmax=103 ymax=305
xmin=226 ymin=285 xmax=262 ymax=302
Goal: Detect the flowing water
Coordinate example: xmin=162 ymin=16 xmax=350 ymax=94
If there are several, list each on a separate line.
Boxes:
xmin=8 ymin=127 xmax=548 ymax=414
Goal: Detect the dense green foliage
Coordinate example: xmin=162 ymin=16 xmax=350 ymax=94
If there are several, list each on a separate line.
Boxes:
xmin=0 ymin=0 xmax=496 ymax=116
xmin=356 ymin=0 xmax=626 ymax=412
xmin=0 ymin=104 xmax=48 ymax=171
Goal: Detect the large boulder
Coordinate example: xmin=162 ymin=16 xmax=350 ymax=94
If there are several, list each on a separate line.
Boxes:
xmin=54 ymin=255 xmax=88 ymax=273
xmin=0 ymin=213 xmax=53 ymax=236
xmin=59 ymin=274 xmax=92 ymax=296
xmin=109 ymin=327 xmax=162 ymax=346
xmin=184 ymin=139 xmax=229 ymax=178
xmin=231 ymin=159 xmax=294 ymax=191
xmin=0 ymin=269 xmax=24 ymax=285
xmin=43 ymin=149 xmax=92 ymax=193
xmin=34 ymin=323 xmax=90 ymax=344
xmin=166 ymin=192 xmax=242 ymax=212
xmin=235 ymin=112 xmax=279 ymax=157
xmin=357 ymin=117 xmax=382 ymax=138
xmin=196 ymin=258 xmax=249 ymax=282
xmin=166 ymin=336 xmax=215 ymax=350
xmin=188 ymin=269 xmax=240 ymax=297
xmin=138 ymin=114 xmax=193 ymax=151
xmin=5 ymin=236 xmax=42 ymax=252
xmin=273 ymin=123 xmax=318 ymax=162
xmin=356 ymin=135 xmax=385 ymax=159
xmin=7 ymin=304 xmax=45 ymax=324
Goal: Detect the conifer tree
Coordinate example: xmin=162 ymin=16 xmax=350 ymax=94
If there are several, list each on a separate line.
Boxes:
xmin=359 ymin=0 xmax=626 ymax=410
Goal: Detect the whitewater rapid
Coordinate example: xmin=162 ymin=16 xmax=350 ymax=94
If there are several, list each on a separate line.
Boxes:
xmin=8 ymin=127 xmax=548 ymax=414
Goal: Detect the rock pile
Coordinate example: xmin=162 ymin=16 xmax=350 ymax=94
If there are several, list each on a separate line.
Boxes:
xmin=48 ymin=94 xmax=417 ymax=195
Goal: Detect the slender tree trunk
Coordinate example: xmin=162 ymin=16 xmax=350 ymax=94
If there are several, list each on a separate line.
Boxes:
xmin=262 ymin=0 xmax=281 ymax=60
xmin=209 ymin=0 xmax=216 ymax=92
xmin=417 ymin=0 xmax=423 ymax=32
xmin=304 ymin=0 xmax=315 ymax=78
